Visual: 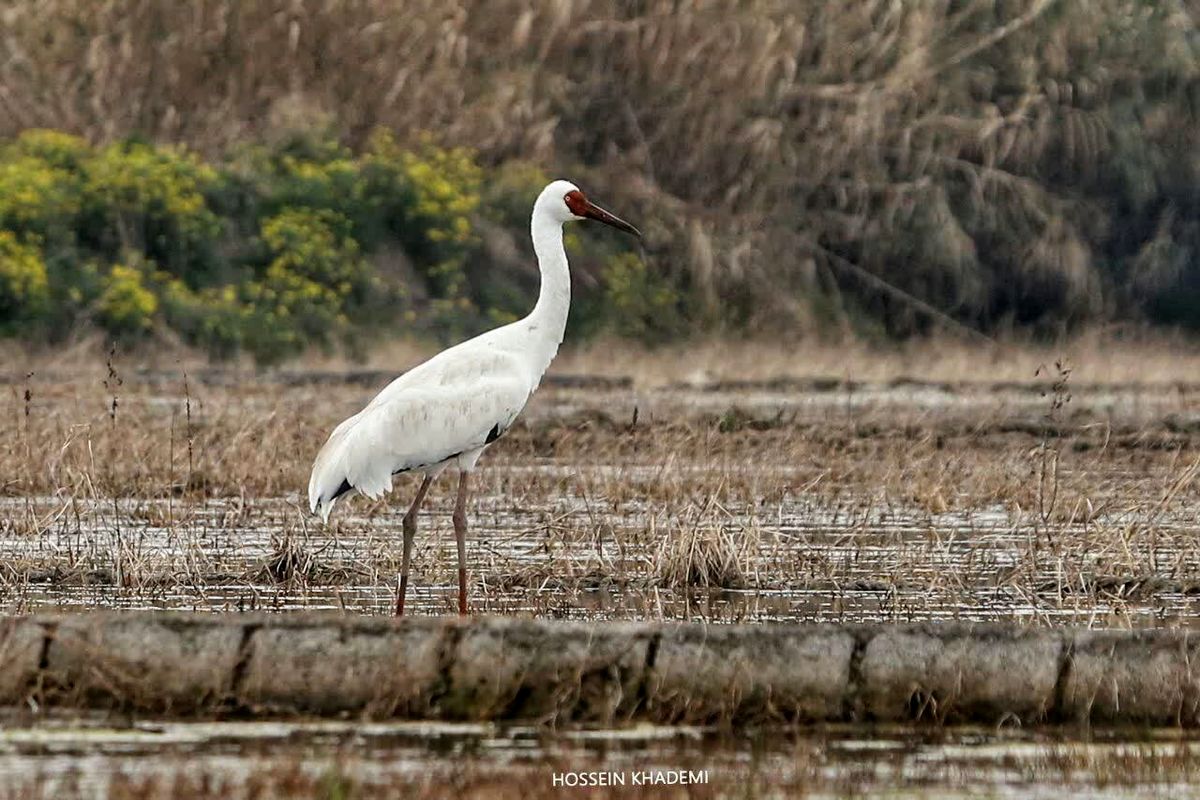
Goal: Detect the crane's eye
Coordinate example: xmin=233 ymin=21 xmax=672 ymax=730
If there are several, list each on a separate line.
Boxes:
xmin=563 ymin=190 xmax=588 ymax=216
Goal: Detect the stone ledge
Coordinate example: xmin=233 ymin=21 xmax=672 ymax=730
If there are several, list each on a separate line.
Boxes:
xmin=1 ymin=613 xmax=1196 ymax=727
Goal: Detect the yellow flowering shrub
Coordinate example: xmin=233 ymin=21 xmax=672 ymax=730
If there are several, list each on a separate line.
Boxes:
xmin=400 ymin=142 xmax=481 ymax=245
xmin=84 ymin=142 xmax=222 ymax=271
xmin=239 ymin=208 xmax=369 ymax=361
xmin=0 ymin=156 xmax=81 ymax=236
xmin=8 ymin=129 xmax=91 ymax=171
xmin=0 ymin=126 xmax=674 ymax=358
xmin=0 ymin=232 xmax=49 ymax=324
xmin=260 ymin=208 xmax=366 ymax=295
xmin=98 ymin=263 xmax=158 ymax=335
xmin=365 ymin=131 xmax=482 ymax=296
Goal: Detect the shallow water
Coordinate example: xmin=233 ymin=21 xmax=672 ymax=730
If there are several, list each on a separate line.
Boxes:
xmin=1 ymin=715 xmax=1198 ymax=798
xmin=1 ymin=464 xmax=1198 ymax=627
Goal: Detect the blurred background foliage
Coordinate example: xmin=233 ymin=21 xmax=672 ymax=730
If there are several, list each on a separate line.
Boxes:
xmin=0 ymin=0 xmax=1196 ymax=361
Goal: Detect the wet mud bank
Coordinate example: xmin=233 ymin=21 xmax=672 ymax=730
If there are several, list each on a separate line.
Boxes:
xmin=1 ymin=613 xmax=1197 ymax=727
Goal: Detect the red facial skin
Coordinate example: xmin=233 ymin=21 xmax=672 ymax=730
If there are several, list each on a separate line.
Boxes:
xmin=564 ymin=189 xmax=590 ymax=217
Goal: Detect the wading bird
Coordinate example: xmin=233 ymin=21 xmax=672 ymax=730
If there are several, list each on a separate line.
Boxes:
xmin=308 ymin=180 xmax=641 ymax=615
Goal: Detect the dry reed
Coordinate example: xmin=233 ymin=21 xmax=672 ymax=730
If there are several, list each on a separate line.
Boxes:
xmin=1 ymin=1 xmax=1195 ymax=335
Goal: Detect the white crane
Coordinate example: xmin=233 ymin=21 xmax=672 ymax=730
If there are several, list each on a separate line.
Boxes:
xmin=308 ymin=180 xmax=641 ymax=615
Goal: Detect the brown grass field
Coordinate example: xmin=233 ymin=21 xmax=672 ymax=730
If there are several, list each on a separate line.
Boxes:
xmin=1 ymin=333 xmax=1198 ymax=627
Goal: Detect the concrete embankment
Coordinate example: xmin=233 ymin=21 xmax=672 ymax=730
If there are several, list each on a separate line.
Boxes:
xmin=0 ymin=613 xmax=1196 ymax=726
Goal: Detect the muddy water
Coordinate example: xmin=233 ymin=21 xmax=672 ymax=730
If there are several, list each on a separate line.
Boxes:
xmin=0 ymin=715 xmax=1197 ymax=798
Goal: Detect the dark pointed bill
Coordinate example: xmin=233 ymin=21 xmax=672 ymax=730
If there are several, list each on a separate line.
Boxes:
xmin=583 ymin=200 xmax=642 ymax=238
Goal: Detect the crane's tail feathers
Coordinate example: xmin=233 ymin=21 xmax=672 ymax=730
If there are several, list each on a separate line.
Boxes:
xmin=308 ymin=451 xmax=352 ymax=523
xmin=307 ymin=409 xmax=396 ymax=523
xmin=314 ymin=496 xmax=337 ymax=523
xmin=311 ymin=474 xmax=355 ymax=520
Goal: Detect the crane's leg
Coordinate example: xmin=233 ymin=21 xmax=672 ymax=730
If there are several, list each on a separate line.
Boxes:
xmin=453 ymin=471 xmax=471 ymax=615
xmin=396 ymin=474 xmax=434 ymax=616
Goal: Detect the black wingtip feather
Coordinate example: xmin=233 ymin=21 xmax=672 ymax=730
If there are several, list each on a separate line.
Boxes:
xmin=330 ymin=478 xmax=353 ymax=502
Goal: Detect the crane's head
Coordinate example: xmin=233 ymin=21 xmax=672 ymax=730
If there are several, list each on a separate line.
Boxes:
xmin=538 ymin=180 xmax=641 ymax=237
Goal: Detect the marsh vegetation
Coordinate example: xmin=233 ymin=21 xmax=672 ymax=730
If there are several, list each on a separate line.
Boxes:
xmin=2 ymin=338 xmax=1198 ymax=629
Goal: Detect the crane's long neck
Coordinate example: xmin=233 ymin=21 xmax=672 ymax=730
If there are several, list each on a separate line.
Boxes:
xmin=525 ymin=209 xmax=571 ymax=375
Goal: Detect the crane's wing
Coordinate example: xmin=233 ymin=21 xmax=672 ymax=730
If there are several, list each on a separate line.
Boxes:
xmin=308 ymin=374 xmax=528 ymax=521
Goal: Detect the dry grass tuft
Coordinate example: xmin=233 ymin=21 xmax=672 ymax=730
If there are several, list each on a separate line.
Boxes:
xmin=653 ymin=497 xmax=757 ymax=589
xmin=259 ymin=532 xmax=319 ymax=585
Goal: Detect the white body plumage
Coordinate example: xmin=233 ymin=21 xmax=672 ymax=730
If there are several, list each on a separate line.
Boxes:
xmin=307 ymin=179 xmax=638 ymax=522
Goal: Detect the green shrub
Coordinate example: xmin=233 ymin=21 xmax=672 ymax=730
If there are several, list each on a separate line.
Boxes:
xmin=368 ymin=131 xmax=482 ymax=297
xmin=601 ymin=252 xmax=685 ymax=341
xmin=237 ymin=208 xmax=371 ymax=362
xmin=97 ymin=263 xmax=158 ymax=336
xmin=8 ymin=129 xmax=92 ymax=172
xmin=0 ymin=232 xmax=49 ymax=327
xmin=481 ymin=161 xmax=551 ymax=228
xmin=464 ymin=161 xmax=553 ymax=323
xmin=83 ymin=142 xmax=222 ymax=278
xmin=260 ymin=208 xmax=368 ymax=301
xmin=159 ymin=279 xmax=249 ymax=360
xmin=0 ymin=128 xmax=689 ymax=358
xmin=244 ymin=139 xmax=363 ymax=222
xmin=0 ymin=156 xmax=82 ymax=239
